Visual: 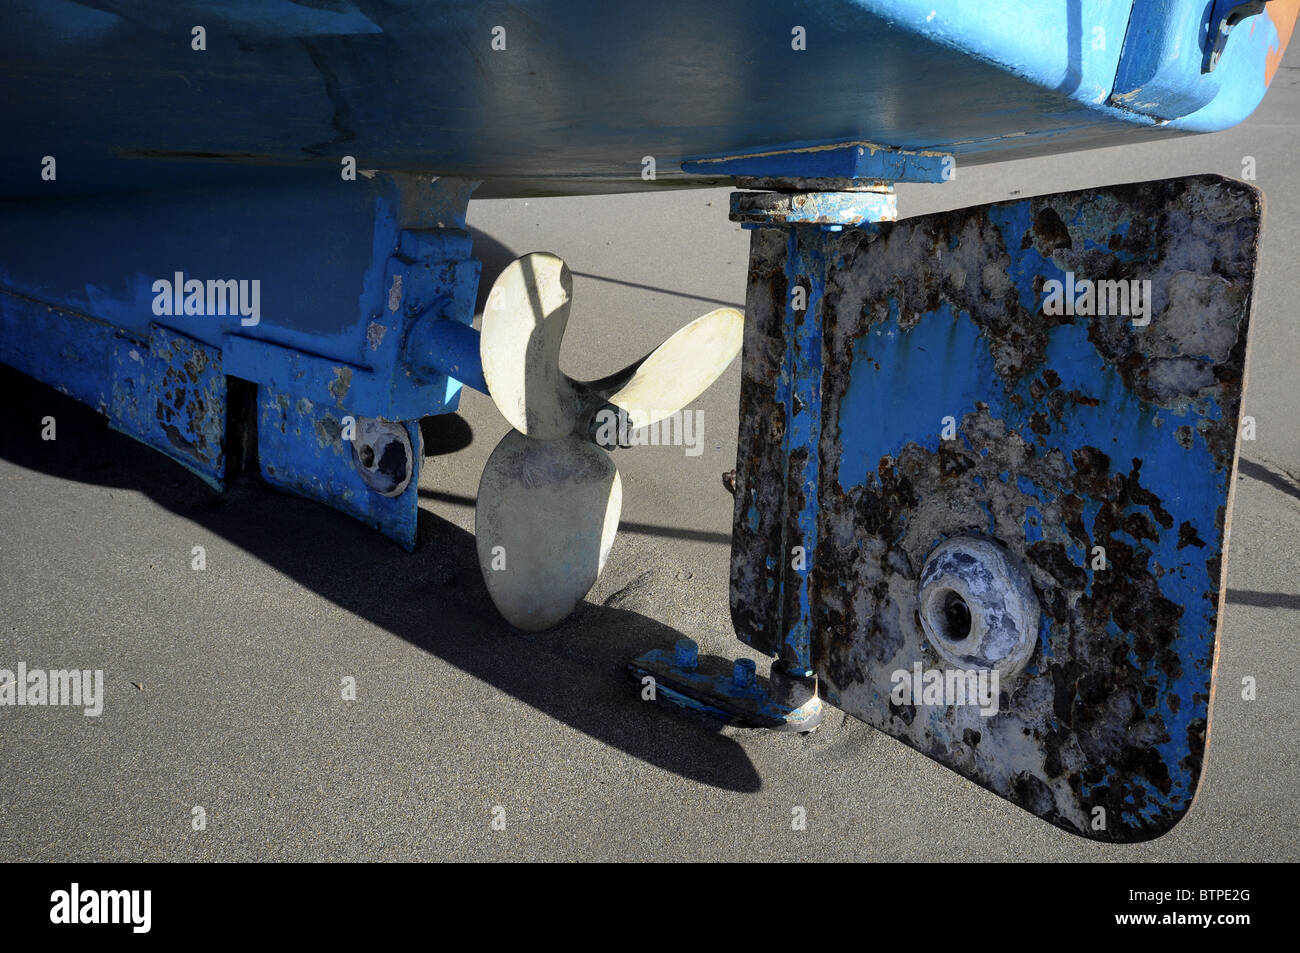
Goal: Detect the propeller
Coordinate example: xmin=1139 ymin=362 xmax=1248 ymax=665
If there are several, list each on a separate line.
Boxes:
xmin=474 ymin=252 xmax=743 ymax=630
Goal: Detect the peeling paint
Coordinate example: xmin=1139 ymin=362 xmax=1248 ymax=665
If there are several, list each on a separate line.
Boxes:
xmin=328 ymin=365 xmax=352 ymax=403
xmin=731 ymin=175 xmax=1261 ymax=841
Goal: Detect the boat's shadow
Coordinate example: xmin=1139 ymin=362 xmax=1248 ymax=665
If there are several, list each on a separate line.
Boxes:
xmin=0 ymin=362 xmax=761 ymax=792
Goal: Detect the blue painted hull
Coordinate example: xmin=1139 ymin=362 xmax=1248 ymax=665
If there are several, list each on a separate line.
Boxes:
xmin=3 ymin=0 xmax=1293 ymax=197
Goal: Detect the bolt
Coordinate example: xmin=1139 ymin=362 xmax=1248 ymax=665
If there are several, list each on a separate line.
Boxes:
xmin=732 ymin=658 xmax=756 ymax=689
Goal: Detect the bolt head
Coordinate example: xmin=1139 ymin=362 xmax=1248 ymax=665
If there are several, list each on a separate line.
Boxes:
xmin=917 ymin=536 xmax=1039 ymax=677
xmin=674 ymin=638 xmax=699 ymax=670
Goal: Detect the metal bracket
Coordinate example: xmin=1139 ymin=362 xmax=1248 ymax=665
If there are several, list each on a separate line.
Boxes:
xmin=682 ymin=141 xmax=952 ymax=184
xmin=0 ymin=171 xmax=486 ymax=548
xmin=1205 ymin=0 xmax=1269 ymax=73
xmin=629 ymin=639 xmax=824 ymax=732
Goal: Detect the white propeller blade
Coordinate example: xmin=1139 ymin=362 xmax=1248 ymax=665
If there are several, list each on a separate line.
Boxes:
xmin=603 ymin=307 xmax=744 ymax=431
xmin=474 ymin=253 xmax=742 ymax=630
xmin=476 ymin=432 xmax=621 ymax=631
xmin=479 ymin=252 xmax=581 ymax=440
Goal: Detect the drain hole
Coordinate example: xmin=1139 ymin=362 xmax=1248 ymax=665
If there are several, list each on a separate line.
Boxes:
xmin=376 ymin=440 xmax=408 ymax=485
xmin=358 ymin=443 xmax=375 ymax=468
xmin=938 ymin=589 xmax=972 ymax=642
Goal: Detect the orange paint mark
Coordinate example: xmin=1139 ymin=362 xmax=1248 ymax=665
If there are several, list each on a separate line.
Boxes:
xmin=1266 ymin=0 xmax=1300 ymax=87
